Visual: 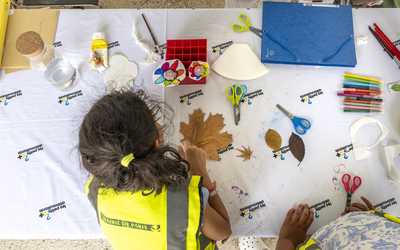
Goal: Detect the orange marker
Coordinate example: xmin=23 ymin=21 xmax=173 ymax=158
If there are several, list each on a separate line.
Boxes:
xmin=344 ymin=99 xmax=382 ymax=105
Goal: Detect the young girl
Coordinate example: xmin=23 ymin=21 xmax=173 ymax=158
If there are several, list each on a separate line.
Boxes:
xmin=79 ymin=90 xmax=231 ymax=250
xmin=277 ymin=196 xmax=400 ymax=250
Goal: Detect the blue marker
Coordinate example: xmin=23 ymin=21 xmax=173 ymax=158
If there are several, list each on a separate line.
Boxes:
xmin=343 ymin=81 xmax=382 ymax=88
xmin=343 ymin=84 xmax=381 ymax=90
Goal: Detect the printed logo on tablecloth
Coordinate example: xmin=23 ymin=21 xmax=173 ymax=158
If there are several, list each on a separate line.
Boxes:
xmin=58 ymin=90 xmax=83 ymax=106
xmin=241 ymin=89 xmax=264 ymax=105
xmin=374 ymin=198 xmax=397 ymax=213
xmin=53 ymin=41 xmax=62 ymax=47
xmin=179 ymin=90 xmax=203 ymax=105
xmin=154 ymin=43 xmax=166 ymax=57
xmin=217 ymin=143 xmax=234 ymax=155
xmin=17 ymin=144 xmax=43 ymax=162
xmin=335 ymin=144 xmax=353 ymax=159
xmin=300 ymin=89 xmax=323 ymax=104
xmin=308 ymin=199 xmax=332 ymax=219
xmin=107 ymin=41 xmax=120 ymax=49
xmin=239 ymin=200 xmax=266 ymax=219
xmin=39 ymin=201 xmax=67 ymax=220
xmin=0 ymin=90 xmax=22 ymax=106
xmin=272 ymin=145 xmax=290 ymax=161
xmin=212 ymin=41 xmax=234 ymax=55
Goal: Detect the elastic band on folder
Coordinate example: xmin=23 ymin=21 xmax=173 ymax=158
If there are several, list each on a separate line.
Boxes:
xmin=321 ymin=37 xmax=352 ymax=63
xmin=264 ymin=31 xmax=299 ymax=61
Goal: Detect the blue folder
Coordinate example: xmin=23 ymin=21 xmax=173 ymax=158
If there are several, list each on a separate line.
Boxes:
xmin=261 ymin=2 xmax=357 ymax=67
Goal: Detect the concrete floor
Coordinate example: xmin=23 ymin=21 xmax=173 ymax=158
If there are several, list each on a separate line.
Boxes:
xmin=4 ymin=0 xmax=278 ymax=249
xmin=0 ymin=237 xmax=278 ymax=250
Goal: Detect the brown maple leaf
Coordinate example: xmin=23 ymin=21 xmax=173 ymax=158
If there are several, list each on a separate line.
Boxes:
xmin=236 ymin=146 xmax=253 ymax=161
xmin=180 ymin=108 xmax=232 ymax=160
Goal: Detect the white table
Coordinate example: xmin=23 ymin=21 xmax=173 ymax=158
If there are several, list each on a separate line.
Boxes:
xmin=0 ymin=8 xmax=400 ymax=239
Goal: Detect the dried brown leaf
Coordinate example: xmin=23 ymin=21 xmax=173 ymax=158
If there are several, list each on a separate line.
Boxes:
xmin=289 ymin=132 xmax=305 ymax=166
xmin=236 ymin=146 xmax=253 ymax=161
xmin=265 ymin=129 xmax=282 ymax=151
xmin=180 ymin=108 xmax=233 ymax=160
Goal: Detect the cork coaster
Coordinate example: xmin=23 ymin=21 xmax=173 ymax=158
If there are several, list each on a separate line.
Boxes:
xmin=16 ymin=31 xmax=44 ymax=58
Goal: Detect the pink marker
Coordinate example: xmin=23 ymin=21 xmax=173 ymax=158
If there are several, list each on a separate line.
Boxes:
xmin=344 ymin=91 xmax=380 ymax=96
xmin=343 ymin=105 xmax=384 ymax=111
xmin=337 ymin=93 xmax=382 ymax=101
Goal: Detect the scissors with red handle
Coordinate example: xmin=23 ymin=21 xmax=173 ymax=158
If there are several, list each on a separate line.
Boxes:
xmin=342 ymin=174 xmax=362 ymax=212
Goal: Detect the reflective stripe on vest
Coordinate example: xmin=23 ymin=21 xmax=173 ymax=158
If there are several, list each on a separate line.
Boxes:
xmin=84 ymin=176 xmax=99 ymax=224
xmin=85 ymin=175 xmax=209 ymax=250
xmin=296 ymin=238 xmax=321 ymax=250
xmin=199 ymin=233 xmax=216 ymax=250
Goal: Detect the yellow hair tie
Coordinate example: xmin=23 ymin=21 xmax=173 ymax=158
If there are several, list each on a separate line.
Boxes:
xmin=121 ymin=153 xmax=135 ymax=167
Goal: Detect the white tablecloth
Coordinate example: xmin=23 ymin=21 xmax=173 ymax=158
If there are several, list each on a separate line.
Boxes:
xmin=0 ymin=8 xmax=400 ymax=239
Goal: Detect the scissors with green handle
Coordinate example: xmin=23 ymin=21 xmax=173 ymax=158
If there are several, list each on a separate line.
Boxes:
xmin=232 ymin=14 xmax=262 ymax=38
xmin=226 ymin=85 xmax=244 ymax=125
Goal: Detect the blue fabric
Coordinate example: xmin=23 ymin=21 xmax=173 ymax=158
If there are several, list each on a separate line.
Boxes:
xmin=312 ymin=212 xmax=400 ymax=250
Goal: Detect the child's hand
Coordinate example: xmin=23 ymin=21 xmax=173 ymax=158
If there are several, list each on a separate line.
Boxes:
xmin=179 ymin=140 xmax=208 ymax=178
xmin=277 ymin=203 xmax=314 ymax=248
xmin=342 ymin=196 xmax=374 ymax=215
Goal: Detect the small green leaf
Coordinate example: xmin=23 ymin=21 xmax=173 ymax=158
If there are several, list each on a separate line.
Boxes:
xmin=391 ymin=84 xmax=400 ymax=92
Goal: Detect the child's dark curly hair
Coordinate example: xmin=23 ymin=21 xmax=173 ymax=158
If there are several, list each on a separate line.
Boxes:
xmin=78 ymin=90 xmax=189 ymax=196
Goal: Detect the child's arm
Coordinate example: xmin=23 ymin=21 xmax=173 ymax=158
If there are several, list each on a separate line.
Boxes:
xmin=179 ymin=141 xmax=232 ymax=243
xmin=276 ymin=204 xmax=314 ymax=250
xmin=201 ymin=176 xmax=231 ymax=243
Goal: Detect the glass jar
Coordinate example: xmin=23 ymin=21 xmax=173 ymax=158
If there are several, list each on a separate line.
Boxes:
xmin=16 ymin=31 xmax=79 ymax=92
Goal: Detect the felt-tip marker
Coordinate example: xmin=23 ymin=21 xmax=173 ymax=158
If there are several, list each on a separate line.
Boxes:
xmin=344 ymin=73 xmax=383 ymax=83
xmin=343 ymin=91 xmax=380 ymax=96
xmin=343 ymin=104 xmax=384 ymax=111
xmin=344 ymin=76 xmax=382 ymax=85
xmin=337 ymin=93 xmax=381 ymax=99
xmin=343 ymin=84 xmax=381 ymax=90
xmin=342 ymin=101 xmax=382 ymax=108
xmin=343 ymin=81 xmax=382 ymax=88
xmin=344 ymin=99 xmax=382 ymax=105
xmin=343 ymin=109 xmax=383 ymax=113
xmin=345 ymin=96 xmax=383 ymax=102
xmin=342 ymin=88 xmax=381 ymax=94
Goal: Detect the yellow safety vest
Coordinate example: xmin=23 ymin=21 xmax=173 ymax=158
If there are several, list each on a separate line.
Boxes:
xmin=85 ymin=175 xmax=216 ymax=250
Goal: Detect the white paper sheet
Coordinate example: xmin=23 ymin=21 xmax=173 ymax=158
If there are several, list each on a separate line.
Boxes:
xmin=211 ymin=44 xmax=270 ymax=80
xmin=384 ymin=144 xmax=400 ymax=188
xmin=350 ymin=117 xmax=390 ymax=160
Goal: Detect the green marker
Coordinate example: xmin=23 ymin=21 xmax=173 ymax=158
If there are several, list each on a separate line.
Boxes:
xmin=343 ymin=109 xmax=382 ymax=113
xmin=344 ymin=76 xmax=382 ymax=85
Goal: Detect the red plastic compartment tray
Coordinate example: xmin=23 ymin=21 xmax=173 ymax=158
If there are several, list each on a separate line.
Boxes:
xmin=166 ymin=39 xmax=207 ymax=85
